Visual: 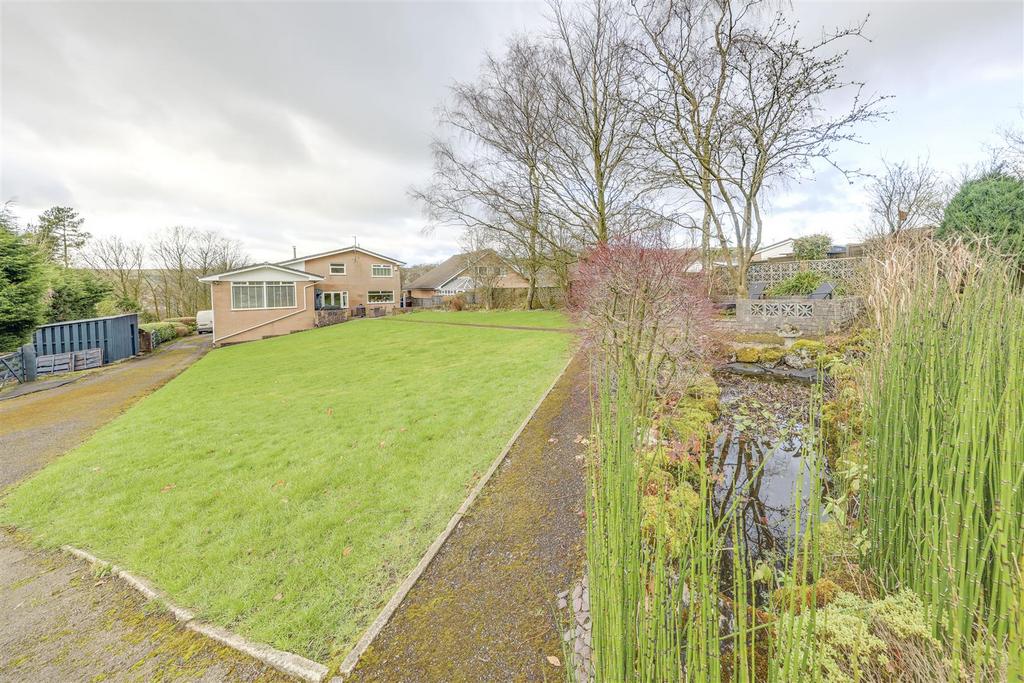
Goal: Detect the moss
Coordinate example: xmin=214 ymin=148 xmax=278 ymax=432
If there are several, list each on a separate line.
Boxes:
xmin=757 ymin=346 xmax=785 ymax=365
xmin=735 ymin=347 xmax=762 ymax=363
xmin=789 ymin=339 xmax=826 ymax=358
xmin=641 ymin=481 xmax=701 ymax=558
xmin=772 ymin=578 xmax=842 ymax=615
xmin=774 ymin=589 xmax=943 ymax=683
xmin=685 ymin=375 xmax=721 ymax=417
xmin=818 ymin=521 xmax=858 ymax=563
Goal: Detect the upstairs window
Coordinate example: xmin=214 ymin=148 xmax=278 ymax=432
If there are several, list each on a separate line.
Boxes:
xmin=371 ymin=264 xmax=393 ymax=278
xmin=329 ymin=263 xmax=346 ymax=275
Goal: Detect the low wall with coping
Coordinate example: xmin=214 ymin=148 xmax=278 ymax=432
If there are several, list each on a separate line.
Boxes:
xmin=735 ymin=296 xmax=863 ymax=335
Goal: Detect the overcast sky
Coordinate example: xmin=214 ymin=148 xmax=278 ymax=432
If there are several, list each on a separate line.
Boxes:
xmin=2 ymin=1 xmax=1022 ymax=265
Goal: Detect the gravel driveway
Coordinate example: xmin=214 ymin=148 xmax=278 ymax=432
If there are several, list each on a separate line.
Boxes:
xmin=0 ymin=336 xmax=294 ymax=682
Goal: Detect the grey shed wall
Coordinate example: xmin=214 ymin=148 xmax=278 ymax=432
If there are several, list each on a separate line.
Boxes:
xmin=33 ymin=313 xmax=140 ymax=364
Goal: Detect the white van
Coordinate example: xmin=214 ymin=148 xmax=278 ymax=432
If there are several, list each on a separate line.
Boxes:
xmin=196 ymin=310 xmax=214 ymax=335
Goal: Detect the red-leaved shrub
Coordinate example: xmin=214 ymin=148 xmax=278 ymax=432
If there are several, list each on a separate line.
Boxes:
xmin=570 ymin=236 xmax=719 ymax=393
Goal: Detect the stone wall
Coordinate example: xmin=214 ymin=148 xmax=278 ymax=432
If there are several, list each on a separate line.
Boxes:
xmin=747 ymin=257 xmax=864 ymax=288
xmin=735 ymin=296 xmax=863 ymax=335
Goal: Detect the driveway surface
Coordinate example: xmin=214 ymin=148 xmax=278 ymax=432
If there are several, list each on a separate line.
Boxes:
xmin=0 ymin=335 xmax=294 ymax=682
xmin=348 ymin=355 xmax=589 ymax=682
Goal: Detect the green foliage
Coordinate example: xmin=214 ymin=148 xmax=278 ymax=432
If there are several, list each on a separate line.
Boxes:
xmin=938 ymin=172 xmax=1024 ymax=261
xmin=44 ymin=268 xmax=112 ymax=323
xmin=139 ymin=322 xmax=179 ymax=346
xmin=793 ymin=234 xmax=832 ymax=261
xmin=96 ymin=295 xmax=143 ymax=317
xmin=0 ymin=223 xmax=48 ymax=351
xmin=775 ymin=590 xmax=940 ymax=683
xmin=641 ymin=481 xmax=700 ymax=559
xmin=27 ymin=206 xmax=90 ymax=267
xmin=863 ymin=257 xmax=1023 ymax=669
xmin=767 ymin=271 xmax=825 ymax=296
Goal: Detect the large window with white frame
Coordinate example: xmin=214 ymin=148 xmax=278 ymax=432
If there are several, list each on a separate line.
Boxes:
xmin=329 ymin=263 xmax=346 ymax=275
xmin=231 ymin=281 xmax=296 ymax=309
xmin=367 ymin=290 xmax=395 ymax=304
xmin=322 ymin=291 xmax=348 ymax=308
xmin=371 ymin=264 xmax=393 ymax=278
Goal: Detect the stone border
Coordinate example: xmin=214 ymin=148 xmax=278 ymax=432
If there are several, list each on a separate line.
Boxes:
xmin=61 ymin=545 xmax=329 ymax=682
xmin=333 ymin=353 xmax=577 ymax=680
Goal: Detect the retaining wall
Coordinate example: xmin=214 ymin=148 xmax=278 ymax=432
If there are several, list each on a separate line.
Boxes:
xmin=735 ymin=296 xmax=863 ymax=335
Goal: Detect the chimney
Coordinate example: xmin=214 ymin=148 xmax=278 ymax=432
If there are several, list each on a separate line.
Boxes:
xmin=292 ymin=245 xmax=297 ymax=259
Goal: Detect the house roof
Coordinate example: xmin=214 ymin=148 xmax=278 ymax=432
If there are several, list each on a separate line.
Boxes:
xmin=278 ymin=245 xmax=406 ymax=267
xmin=755 ymin=238 xmax=795 ymax=254
xmin=406 ymin=250 xmax=495 ymax=291
xmin=198 ymin=262 xmax=324 ymax=282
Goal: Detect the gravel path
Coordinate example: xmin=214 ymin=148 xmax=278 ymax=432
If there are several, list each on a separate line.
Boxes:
xmin=0 ymin=335 xmax=294 ymax=681
xmin=347 ymin=355 xmax=589 ymax=682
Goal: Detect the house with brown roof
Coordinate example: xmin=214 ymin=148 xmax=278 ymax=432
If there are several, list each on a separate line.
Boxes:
xmin=404 ymin=249 xmax=530 ymax=305
xmin=199 ymin=245 xmax=404 ymax=344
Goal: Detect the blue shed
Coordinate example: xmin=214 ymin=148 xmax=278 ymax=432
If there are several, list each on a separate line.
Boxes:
xmin=33 ymin=313 xmax=140 ymax=364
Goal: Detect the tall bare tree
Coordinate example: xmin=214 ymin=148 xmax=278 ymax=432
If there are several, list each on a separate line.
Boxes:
xmin=634 ymin=0 xmax=886 ymax=293
xmin=993 ymin=119 xmax=1024 ymax=180
xmin=83 ymin=235 xmax=146 ymax=309
xmin=150 ymin=226 xmax=246 ymax=317
xmin=413 ymin=38 xmax=558 ymax=309
xmin=866 ymin=157 xmax=947 ymax=235
xmin=545 ymin=0 xmax=652 ymax=246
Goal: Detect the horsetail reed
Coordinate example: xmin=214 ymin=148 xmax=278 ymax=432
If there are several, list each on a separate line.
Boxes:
xmin=863 ymin=256 xmax=1024 ymax=673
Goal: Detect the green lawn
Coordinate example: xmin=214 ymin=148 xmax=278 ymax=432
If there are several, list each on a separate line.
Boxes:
xmin=401 ymin=309 xmax=571 ymax=329
xmin=1 ymin=318 xmax=572 ymax=664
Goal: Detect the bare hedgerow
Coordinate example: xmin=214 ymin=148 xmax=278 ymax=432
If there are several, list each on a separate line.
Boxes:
xmin=570 ymin=234 xmax=719 ymax=397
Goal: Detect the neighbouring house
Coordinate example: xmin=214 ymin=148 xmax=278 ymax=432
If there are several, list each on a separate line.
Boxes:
xmin=404 ymin=249 xmax=530 ymax=306
xmin=199 ymin=245 xmax=404 ymax=344
xmin=752 ymin=238 xmax=865 ymax=262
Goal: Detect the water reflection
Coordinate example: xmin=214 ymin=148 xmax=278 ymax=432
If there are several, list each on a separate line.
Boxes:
xmin=712 ymin=424 xmax=812 ymax=566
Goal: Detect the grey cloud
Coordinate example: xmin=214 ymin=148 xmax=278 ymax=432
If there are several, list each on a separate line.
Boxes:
xmin=2 ymin=1 xmax=1021 ymax=260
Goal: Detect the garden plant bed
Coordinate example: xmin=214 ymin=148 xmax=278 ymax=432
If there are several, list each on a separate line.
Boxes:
xmin=1 ymin=319 xmax=572 ymax=668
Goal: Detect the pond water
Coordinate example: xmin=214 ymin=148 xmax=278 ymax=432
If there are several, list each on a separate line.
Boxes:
xmin=710 ymin=374 xmax=816 ymax=579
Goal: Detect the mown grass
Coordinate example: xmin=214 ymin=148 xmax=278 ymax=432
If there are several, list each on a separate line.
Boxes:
xmin=401 ymin=309 xmax=571 ymax=329
xmin=0 ymin=318 xmax=572 ymax=663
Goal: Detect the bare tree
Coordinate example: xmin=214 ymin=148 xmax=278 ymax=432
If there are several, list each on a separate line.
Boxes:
xmin=545 ymin=0 xmax=654 ymax=246
xmin=413 ymin=37 xmax=558 ymax=309
xmin=993 ymin=118 xmax=1024 ymax=180
xmin=150 ymin=226 xmax=247 ymax=317
xmin=634 ymin=0 xmax=886 ymax=293
xmin=866 ymin=157 xmax=947 ymax=235
xmin=83 ymin=236 xmax=146 ymax=309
